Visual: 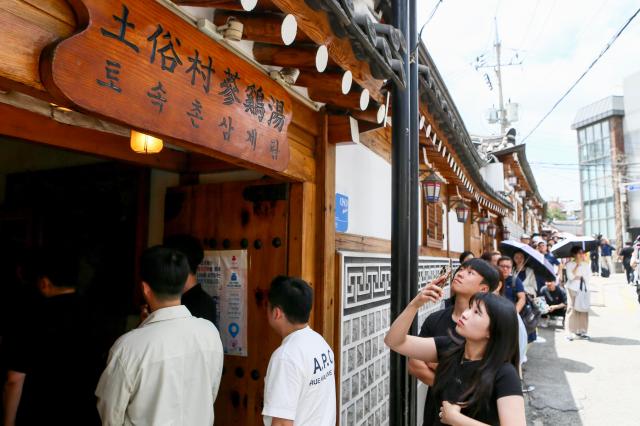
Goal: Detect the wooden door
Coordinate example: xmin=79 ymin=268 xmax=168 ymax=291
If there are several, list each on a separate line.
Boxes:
xmin=164 ymin=180 xmax=289 ymax=426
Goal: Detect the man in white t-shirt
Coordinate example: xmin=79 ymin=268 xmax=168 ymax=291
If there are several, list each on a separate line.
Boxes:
xmin=262 ymin=276 xmax=336 ymax=426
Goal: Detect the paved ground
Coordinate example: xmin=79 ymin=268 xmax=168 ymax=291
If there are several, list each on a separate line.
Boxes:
xmin=523 ymin=273 xmax=640 ymax=426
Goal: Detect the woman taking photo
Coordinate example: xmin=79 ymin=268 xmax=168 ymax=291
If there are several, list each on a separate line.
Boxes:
xmin=385 ymin=280 xmax=525 ymax=425
xmin=565 ymin=246 xmax=591 ymax=340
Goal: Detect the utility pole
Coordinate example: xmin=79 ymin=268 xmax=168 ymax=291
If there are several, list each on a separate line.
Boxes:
xmin=494 ymin=18 xmax=507 ymax=135
xmin=475 ymin=18 xmax=522 ymax=137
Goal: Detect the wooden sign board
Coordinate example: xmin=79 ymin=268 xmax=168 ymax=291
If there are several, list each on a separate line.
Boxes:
xmin=41 ymin=0 xmax=291 ymax=171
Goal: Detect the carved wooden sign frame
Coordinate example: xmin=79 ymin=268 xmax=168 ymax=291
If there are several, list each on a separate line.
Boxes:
xmin=41 ymin=0 xmax=291 ymax=171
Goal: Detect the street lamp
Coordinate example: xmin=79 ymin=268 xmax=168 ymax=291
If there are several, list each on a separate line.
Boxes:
xmin=453 ymin=200 xmax=470 ymax=223
xmin=487 ymin=222 xmax=497 ymax=238
xmin=422 ymin=170 xmax=445 ymax=203
xmin=478 ymin=216 xmax=490 ymax=234
xmin=503 ymin=227 xmax=511 ymax=240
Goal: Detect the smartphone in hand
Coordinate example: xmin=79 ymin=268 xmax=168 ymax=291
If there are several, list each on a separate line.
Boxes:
xmin=435 ymin=266 xmax=451 ymax=287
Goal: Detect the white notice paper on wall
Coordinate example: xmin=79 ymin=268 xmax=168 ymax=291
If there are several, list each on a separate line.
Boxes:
xmin=197 ymin=250 xmax=248 ymax=357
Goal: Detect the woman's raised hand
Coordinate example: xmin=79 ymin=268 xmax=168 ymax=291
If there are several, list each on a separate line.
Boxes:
xmin=409 ymin=279 xmax=444 ymax=309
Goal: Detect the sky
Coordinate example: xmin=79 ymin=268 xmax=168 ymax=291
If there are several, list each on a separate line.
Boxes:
xmin=416 ymin=0 xmax=640 ymax=206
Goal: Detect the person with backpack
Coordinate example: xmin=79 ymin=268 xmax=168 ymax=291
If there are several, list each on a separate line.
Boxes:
xmin=512 ymin=251 xmax=539 ymax=344
xmin=599 ymin=238 xmax=615 ymax=278
xmin=497 ymin=257 xmax=525 ymax=314
xmin=497 ymin=256 xmax=533 ymax=393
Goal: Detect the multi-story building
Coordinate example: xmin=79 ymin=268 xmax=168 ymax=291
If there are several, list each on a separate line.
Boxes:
xmin=572 ymin=96 xmax=625 ymax=245
xmin=623 ymin=71 xmax=640 ymax=240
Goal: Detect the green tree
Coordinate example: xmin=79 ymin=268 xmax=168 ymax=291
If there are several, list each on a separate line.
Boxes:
xmin=546 ymin=207 xmax=567 ymax=221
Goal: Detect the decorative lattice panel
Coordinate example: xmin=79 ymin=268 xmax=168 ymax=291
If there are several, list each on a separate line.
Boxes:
xmin=339 ymin=252 xmax=457 ymax=426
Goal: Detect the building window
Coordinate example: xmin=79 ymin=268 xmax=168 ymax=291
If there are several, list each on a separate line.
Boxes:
xmin=578 ymin=119 xmax=617 ymax=240
xmin=423 ymin=202 xmax=444 ymax=248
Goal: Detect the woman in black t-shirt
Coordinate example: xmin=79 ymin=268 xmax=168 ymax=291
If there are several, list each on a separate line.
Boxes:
xmin=385 ymin=287 xmax=525 ymax=425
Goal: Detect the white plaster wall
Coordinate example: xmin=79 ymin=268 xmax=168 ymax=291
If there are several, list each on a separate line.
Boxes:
xmin=336 ymin=144 xmax=391 ymax=239
xmin=444 ymin=210 xmax=465 ymax=253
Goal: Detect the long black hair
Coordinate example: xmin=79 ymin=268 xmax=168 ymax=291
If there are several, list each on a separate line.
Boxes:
xmin=432 ymin=292 xmax=520 ymax=414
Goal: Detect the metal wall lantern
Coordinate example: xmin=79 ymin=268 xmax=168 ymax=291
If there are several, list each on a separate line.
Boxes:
xmin=507 ymin=174 xmax=518 ymax=187
xmin=422 ymin=170 xmax=445 ymax=203
xmin=517 ymin=189 xmax=527 ymax=198
xmin=503 ymin=227 xmax=511 ymax=240
xmin=486 ymin=222 xmax=497 ymax=238
xmin=477 ymin=216 xmax=490 ymax=234
xmin=453 ymin=200 xmax=470 ymax=223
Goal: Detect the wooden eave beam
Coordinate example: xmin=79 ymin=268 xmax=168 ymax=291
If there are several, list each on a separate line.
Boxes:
xmin=307 ymin=86 xmax=369 ymax=111
xmin=213 ymin=10 xmax=310 ymax=44
xmin=173 ymin=0 xmax=278 ymax=11
xmin=268 ymin=0 xmax=384 ymax=103
xmin=327 ymin=114 xmax=358 ymax=145
xmin=253 ymin=43 xmax=328 ymax=71
xmin=0 ymin=102 xmax=188 ymax=172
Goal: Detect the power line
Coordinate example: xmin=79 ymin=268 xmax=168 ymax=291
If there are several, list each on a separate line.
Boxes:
xmin=521 ymin=6 xmax=640 ymax=143
xmin=519 ymin=0 xmax=557 ymax=64
xmin=415 ymin=1 xmax=444 ymax=54
xmin=517 ymin=0 xmax=541 ymax=55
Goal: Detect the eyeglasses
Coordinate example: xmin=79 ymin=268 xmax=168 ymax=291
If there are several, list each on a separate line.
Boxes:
xmin=498 ymin=264 xmax=512 ymax=269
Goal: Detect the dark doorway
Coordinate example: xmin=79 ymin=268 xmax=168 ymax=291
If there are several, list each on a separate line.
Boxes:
xmin=0 ymin=161 xmax=148 ymax=352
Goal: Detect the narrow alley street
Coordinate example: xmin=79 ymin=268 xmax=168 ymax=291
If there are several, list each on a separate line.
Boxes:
xmin=524 ymin=273 xmax=640 ymax=425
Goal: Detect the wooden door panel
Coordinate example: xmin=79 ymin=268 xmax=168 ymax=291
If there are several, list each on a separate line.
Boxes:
xmin=165 ymin=180 xmax=288 ymax=426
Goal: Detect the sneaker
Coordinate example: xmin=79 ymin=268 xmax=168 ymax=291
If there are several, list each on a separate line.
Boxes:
xmin=566 ymin=334 xmax=576 ymax=341
xmin=578 ymin=334 xmax=590 ymax=340
xmin=522 ymin=385 xmax=536 ymax=393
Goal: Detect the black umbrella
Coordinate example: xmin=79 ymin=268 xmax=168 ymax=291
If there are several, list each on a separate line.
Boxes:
xmin=551 ymin=236 xmax=599 ymax=259
xmin=499 ymin=240 xmax=556 ymax=282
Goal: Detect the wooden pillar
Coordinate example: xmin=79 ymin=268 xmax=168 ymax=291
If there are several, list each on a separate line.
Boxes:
xmin=315 ymin=111 xmax=337 ymax=349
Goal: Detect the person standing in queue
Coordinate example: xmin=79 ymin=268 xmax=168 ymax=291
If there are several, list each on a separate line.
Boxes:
xmin=619 ymin=241 xmax=636 ymax=285
xmin=262 ymin=276 xmax=336 ymax=426
xmin=2 ymin=250 xmax=98 ymax=426
xmin=96 ymin=246 xmax=224 ymax=425
xmin=164 ymin=234 xmax=217 ymax=325
xmin=407 ymin=259 xmax=500 ymax=426
xmin=565 ymin=247 xmax=592 ymax=341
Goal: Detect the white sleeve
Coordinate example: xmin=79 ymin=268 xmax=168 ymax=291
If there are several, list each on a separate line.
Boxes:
xmin=262 ymin=357 xmax=303 ymax=421
xmin=95 ymin=349 xmax=132 ymax=426
xmin=566 ymin=262 xmax=577 ymax=281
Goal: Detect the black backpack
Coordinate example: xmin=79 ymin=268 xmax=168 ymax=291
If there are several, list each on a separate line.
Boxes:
xmin=520 ymin=294 xmax=541 ymax=334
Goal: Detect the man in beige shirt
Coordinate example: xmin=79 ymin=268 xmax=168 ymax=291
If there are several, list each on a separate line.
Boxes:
xmin=96 ymin=246 xmax=224 ymax=425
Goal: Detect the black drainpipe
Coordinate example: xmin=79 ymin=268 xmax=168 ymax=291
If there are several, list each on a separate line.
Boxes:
xmin=390 ymin=0 xmax=411 ymax=424
xmin=408 ymin=0 xmax=419 ymax=423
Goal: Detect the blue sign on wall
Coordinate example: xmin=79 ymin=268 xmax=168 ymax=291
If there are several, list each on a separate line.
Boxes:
xmin=628 ymin=184 xmax=640 ymax=192
xmin=336 ymin=193 xmax=349 ymax=232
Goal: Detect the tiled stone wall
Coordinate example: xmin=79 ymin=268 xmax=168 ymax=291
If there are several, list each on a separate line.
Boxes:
xmin=338 ymin=252 xmax=456 ymax=426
